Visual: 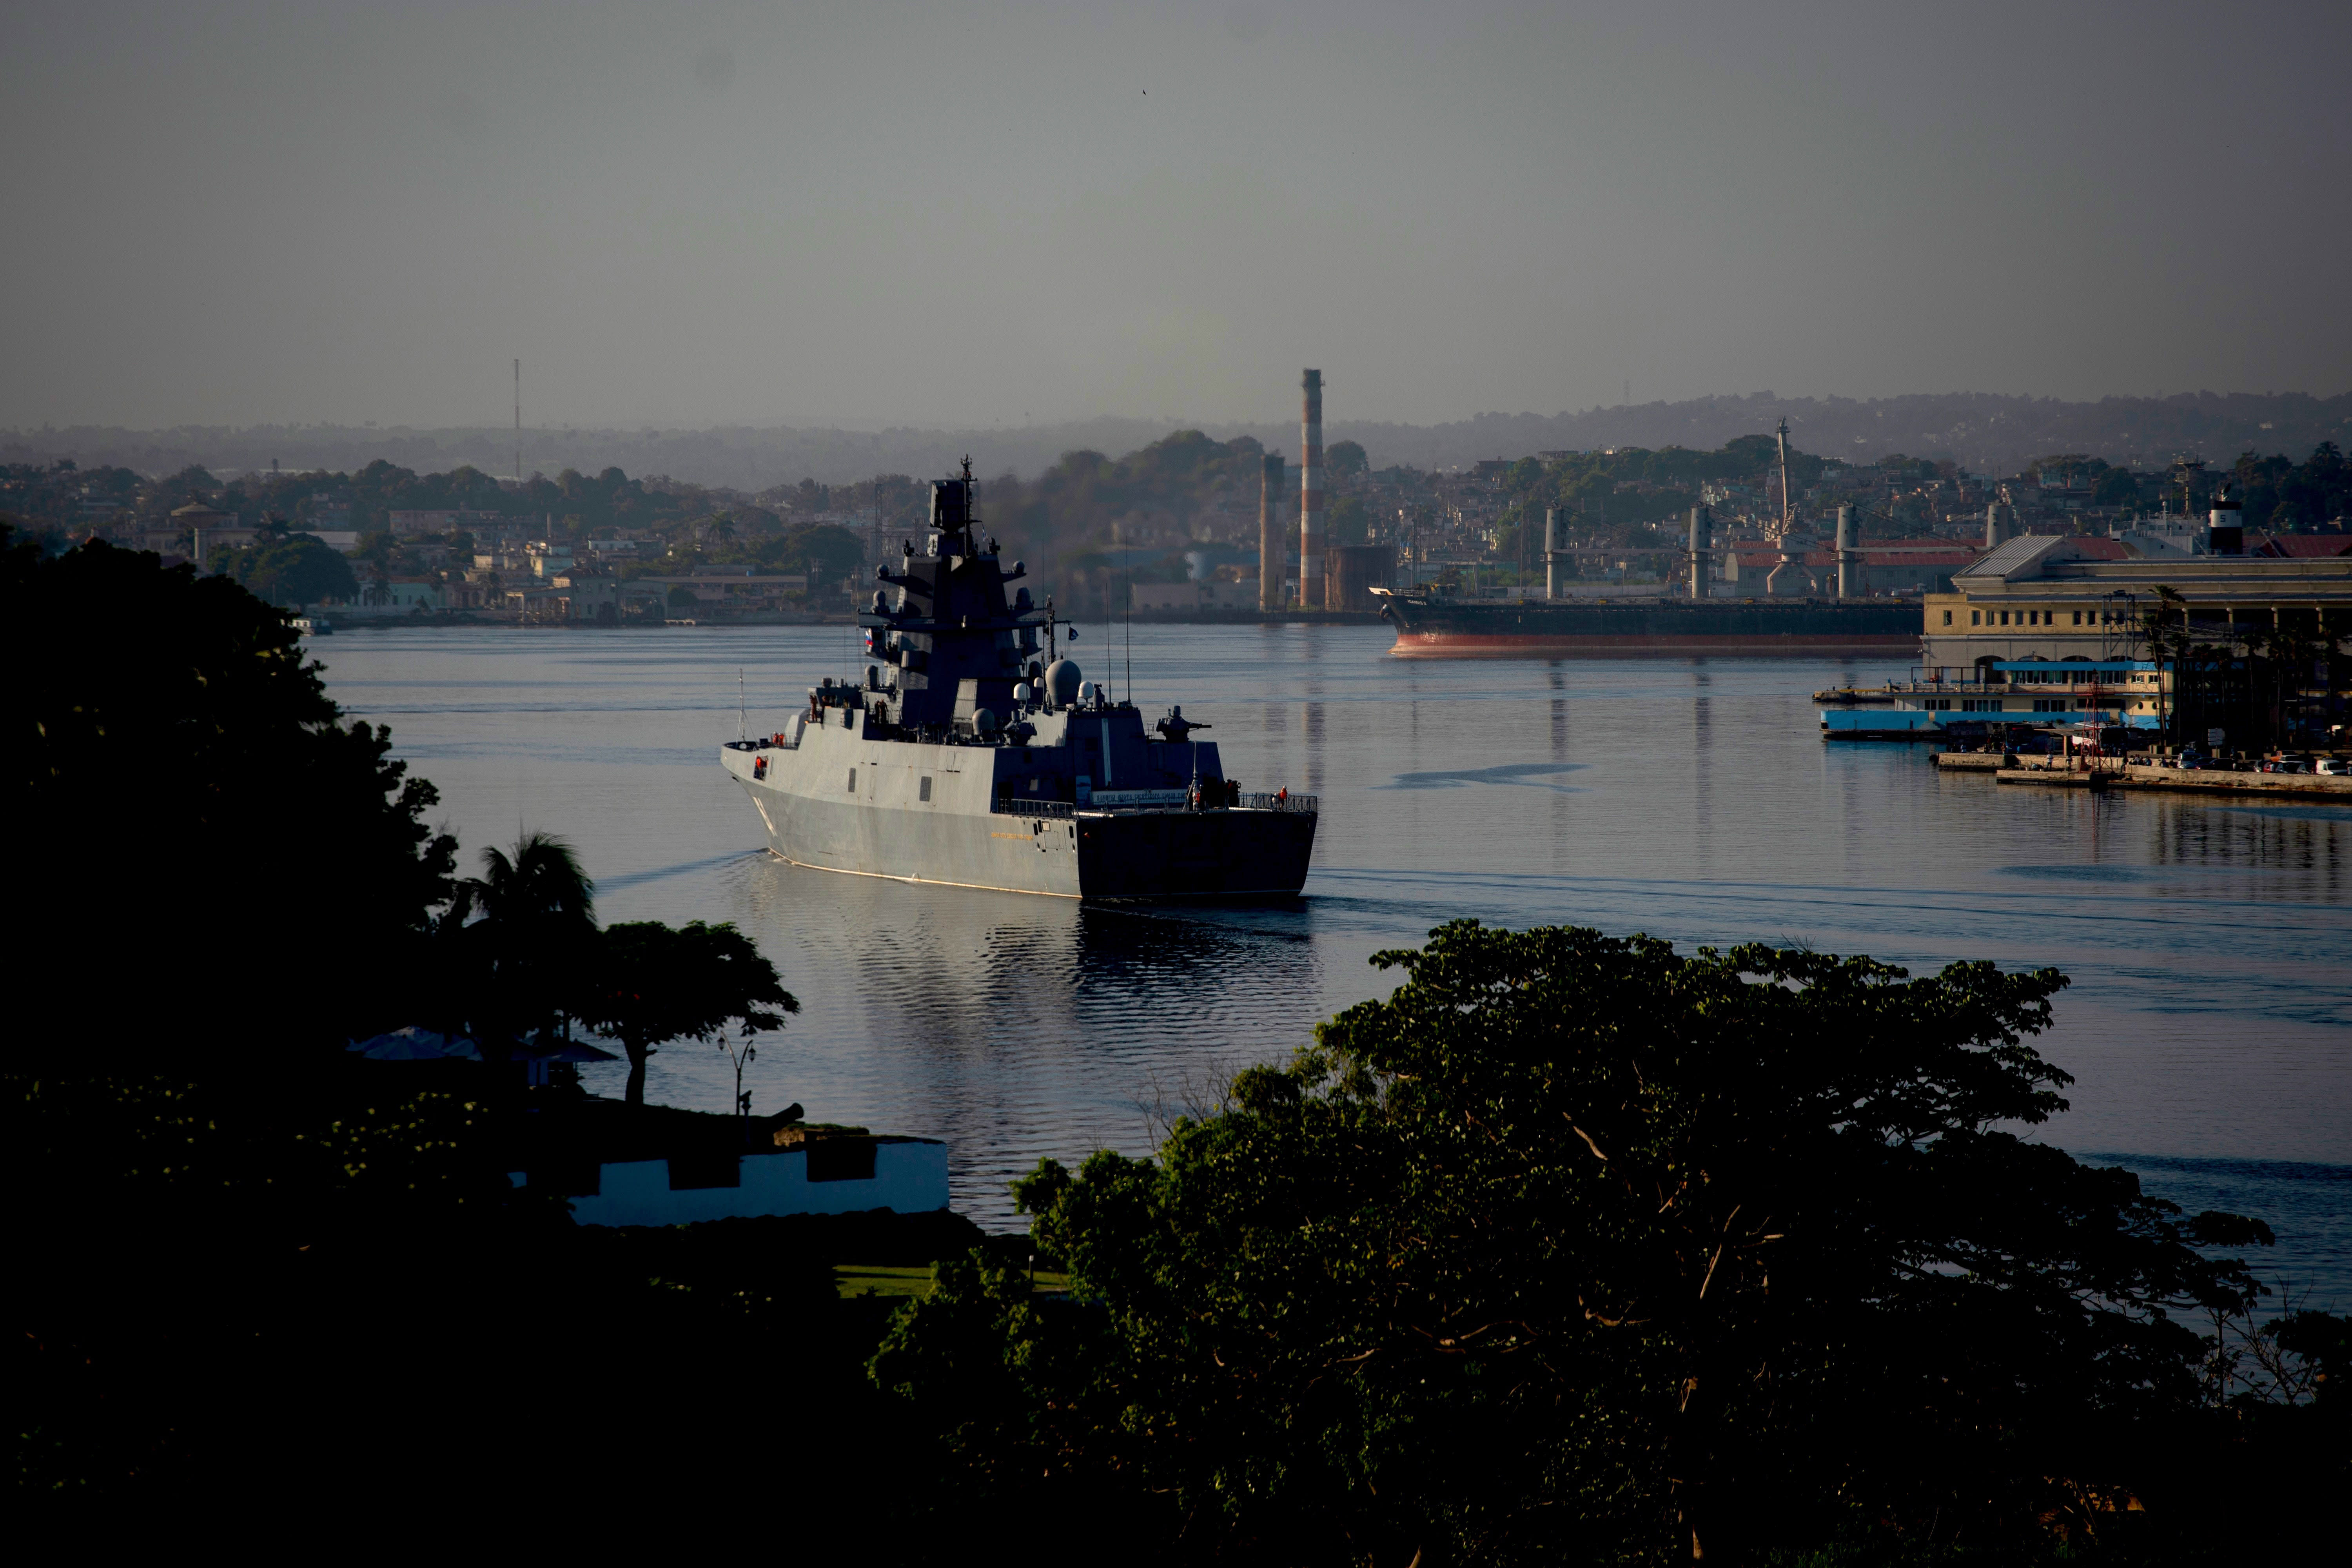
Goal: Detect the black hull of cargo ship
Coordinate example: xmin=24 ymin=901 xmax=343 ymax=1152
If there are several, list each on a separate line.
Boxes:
xmin=1380 ymin=595 xmax=1919 ymax=659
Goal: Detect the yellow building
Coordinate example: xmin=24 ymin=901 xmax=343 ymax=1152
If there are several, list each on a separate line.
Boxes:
xmin=1920 ymin=533 xmax=2352 ymax=678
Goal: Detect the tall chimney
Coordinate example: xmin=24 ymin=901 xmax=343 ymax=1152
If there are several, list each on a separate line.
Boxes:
xmin=1985 ymin=504 xmax=2007 ymax=548
xmin=1775 ymin=416 xmax=1794 ymax=537
xmin=1835 ymin=505 xmax=1857 ymax=598
xmin=2208 ymin=486 xmax=2243 ymax=555
xmin=1544 ymin=506 xmax=1561 ymax=600
xmin=1688 ymin=506 xmax=1711 ymax=600
xmin=1258 ymin=452 xmax=1285 ymax=611
xmin=1299 ymin=369 xmax=1324 ymax=610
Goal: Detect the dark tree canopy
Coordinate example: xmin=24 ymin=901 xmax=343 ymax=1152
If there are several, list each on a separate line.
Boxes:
xmin=4 ymin=531 xmax=455 ymax=1063
xmin=575 ymin=919 xmax=796 ymax=1105
xmin=215 ymin=533 xmax=362 ymax=607
xmin=874 ymin=922 xmax=2279 ymax=1564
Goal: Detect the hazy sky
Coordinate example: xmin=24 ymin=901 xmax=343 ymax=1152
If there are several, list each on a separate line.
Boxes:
xmin=7 ymin=1 xmax=2346 ymax=432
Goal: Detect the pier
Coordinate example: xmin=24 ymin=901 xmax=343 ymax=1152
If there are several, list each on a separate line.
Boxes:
xmin=1933 ymin=750 xmax=2352 ymax=801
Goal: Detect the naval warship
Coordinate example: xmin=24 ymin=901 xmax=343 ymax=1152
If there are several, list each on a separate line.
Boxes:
xmin=720 ymin=463 xmax=1319 ymax=898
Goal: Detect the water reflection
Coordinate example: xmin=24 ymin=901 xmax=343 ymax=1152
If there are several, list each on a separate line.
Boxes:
xmin=312 ymin=626 xmax=2352 ymax=1263
xmin=718 ymin=853 xmax=1327 ymax=1219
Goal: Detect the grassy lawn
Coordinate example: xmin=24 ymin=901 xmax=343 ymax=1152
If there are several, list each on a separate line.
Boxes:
xmin=834 ymin=1264 xmax=1073 ymax=1299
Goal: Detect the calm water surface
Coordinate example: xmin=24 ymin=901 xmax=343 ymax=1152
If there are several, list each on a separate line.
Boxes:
xmin=314 ymin=625 xmax=2351 ymax=1304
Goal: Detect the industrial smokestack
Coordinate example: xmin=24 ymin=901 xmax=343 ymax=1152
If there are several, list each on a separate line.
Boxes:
xmin=1299 ymin=369 xmax=1324 ymax=610
xmin=1984 ymin=504 xmax=2008 ymax=549
xmin=1835 ymin=505 xmax=1857 ymax=598
xmin=1258 ymin=453 xmax=1285 ymax=611
xmin=1775 ymin=416 xmax=1794 ymax=537
xmin=1545 ymin=507 xmax=1561 ymax=600
xmin=1688 ymin=506 xmax=1711 ymax=600
xmin=2208 ymin=486 xmax=2243 ymax=555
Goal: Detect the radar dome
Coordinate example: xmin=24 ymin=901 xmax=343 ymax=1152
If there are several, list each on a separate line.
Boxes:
xmin=1012 ymin=682 xmax=1034 ymax=705
xmin=1044 ymin=657 xmax=1082 ymax=707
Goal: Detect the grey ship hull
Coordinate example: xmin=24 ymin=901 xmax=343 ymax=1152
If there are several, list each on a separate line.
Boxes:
xmin=721 ymin=718 xmax=1316 ymax=899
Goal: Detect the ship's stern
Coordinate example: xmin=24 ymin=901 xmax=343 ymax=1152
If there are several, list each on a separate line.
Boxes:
xmin=1074 ymin=802 xmax=1318 ymax=898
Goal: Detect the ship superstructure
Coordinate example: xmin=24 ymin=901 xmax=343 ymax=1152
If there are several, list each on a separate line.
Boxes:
xmin=720 ymin=463 xmax=1318 ymax=898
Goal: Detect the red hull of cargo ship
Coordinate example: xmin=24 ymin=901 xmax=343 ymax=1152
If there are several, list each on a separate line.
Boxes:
xmin=1390 ymin=630 xmax=1919 ymax=659
xmin=1376 ymin=591 xmax=1922 ymax=659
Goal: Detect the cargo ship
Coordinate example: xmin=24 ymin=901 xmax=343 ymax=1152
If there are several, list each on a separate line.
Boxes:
xmin=719 ymin=463 xmax=1319 ymax=898
xmin=1375 ymin=591 xmax=1919 ymax=659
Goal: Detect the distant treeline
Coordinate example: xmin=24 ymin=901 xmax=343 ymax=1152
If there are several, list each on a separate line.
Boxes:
xmin=9 ymin=427 xmax=2343 ymax=616
xmin=10 ymin=388 xmax=2348 ymax=490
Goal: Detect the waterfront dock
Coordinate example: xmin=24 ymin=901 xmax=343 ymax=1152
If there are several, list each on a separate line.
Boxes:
xmin=1935 ymin=750 xmax=2352 ymax=801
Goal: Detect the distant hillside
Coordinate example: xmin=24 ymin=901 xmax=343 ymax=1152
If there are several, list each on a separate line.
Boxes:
xmin=9 ymin=390 xmax=2346 ymax=489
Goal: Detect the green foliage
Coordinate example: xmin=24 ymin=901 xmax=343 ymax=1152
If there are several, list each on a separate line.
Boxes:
xmin=2232 ymin=439 xmax=2349 ymax=530
xmin=876 ymin=922 xmax=2284 ymax=1563
xmin=213 ymin=532 xmax=361 ymax=606
xmin=732 ymin=521 xmax=864 ymax=582
xmin=1326 ymin=439 xmax=1368 ymax=476
xmin=2093 ymin=467 xmax=2141 ymax=506
xmin=3 ymin=529 xmax=456 ymax=1063
xmin=1325 ymin=494 xmax=1370 ymax=546
xmin=429 ymin=831 xmax=596 ymax=1050
xmin=1522 ymin=437 xmax=1829 ymax=543
xmin=575 ymin=919 xmax=797 ymax=1105
xmin=981 ymin=431 xmax=1271 ymax=601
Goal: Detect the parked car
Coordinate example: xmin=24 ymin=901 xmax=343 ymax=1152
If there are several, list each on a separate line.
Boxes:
xmin=2263 ymin=758 xmax=2310 ymax=774
xmin=2317 ymin=757 xmax=2350 ymax=775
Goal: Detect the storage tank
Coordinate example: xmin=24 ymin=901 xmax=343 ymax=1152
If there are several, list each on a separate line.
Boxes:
xmin=1326 ymin=544 xmax=1394 ymax=613
xmin=1258 ymin=452 xmax=1285 ymax=611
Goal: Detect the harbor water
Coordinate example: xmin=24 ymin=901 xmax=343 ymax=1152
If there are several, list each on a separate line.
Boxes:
xmin=314 ymin=624 xmax=2352 ymax=1307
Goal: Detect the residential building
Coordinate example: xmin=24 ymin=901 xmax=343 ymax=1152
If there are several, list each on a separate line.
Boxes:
xmin=152 ymin=500 xmax=257 ymax=555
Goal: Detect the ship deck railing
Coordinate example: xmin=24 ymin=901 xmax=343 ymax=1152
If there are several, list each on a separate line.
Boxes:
xmin=995 ymin=799 xmax=1077 ymax=820
xmin=1239 ymin=791 xmax=1318 ymax=813
xmin=1863 ymin=677 xmax=2164 ymax=695
xmin=992 ymin=793 xmax=1319 ymax=818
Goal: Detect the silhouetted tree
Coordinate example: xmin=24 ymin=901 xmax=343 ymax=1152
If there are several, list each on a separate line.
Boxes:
xmin=577 ymin=920 xmax=796 ymax=1106
xmin=3 ymin=527 xmax=455 ymax=1063
xmin=876 ymin=922 xmax=2276 ymax=1563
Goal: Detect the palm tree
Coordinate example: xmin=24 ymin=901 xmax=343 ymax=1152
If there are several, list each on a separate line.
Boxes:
xmin=2143 ymin=586 xmax=2189 ymax=746
xmin=467 ymin=830 xmax=597 ymax=1049
xmin=476 ymin=829 xmax=595 ymax=930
